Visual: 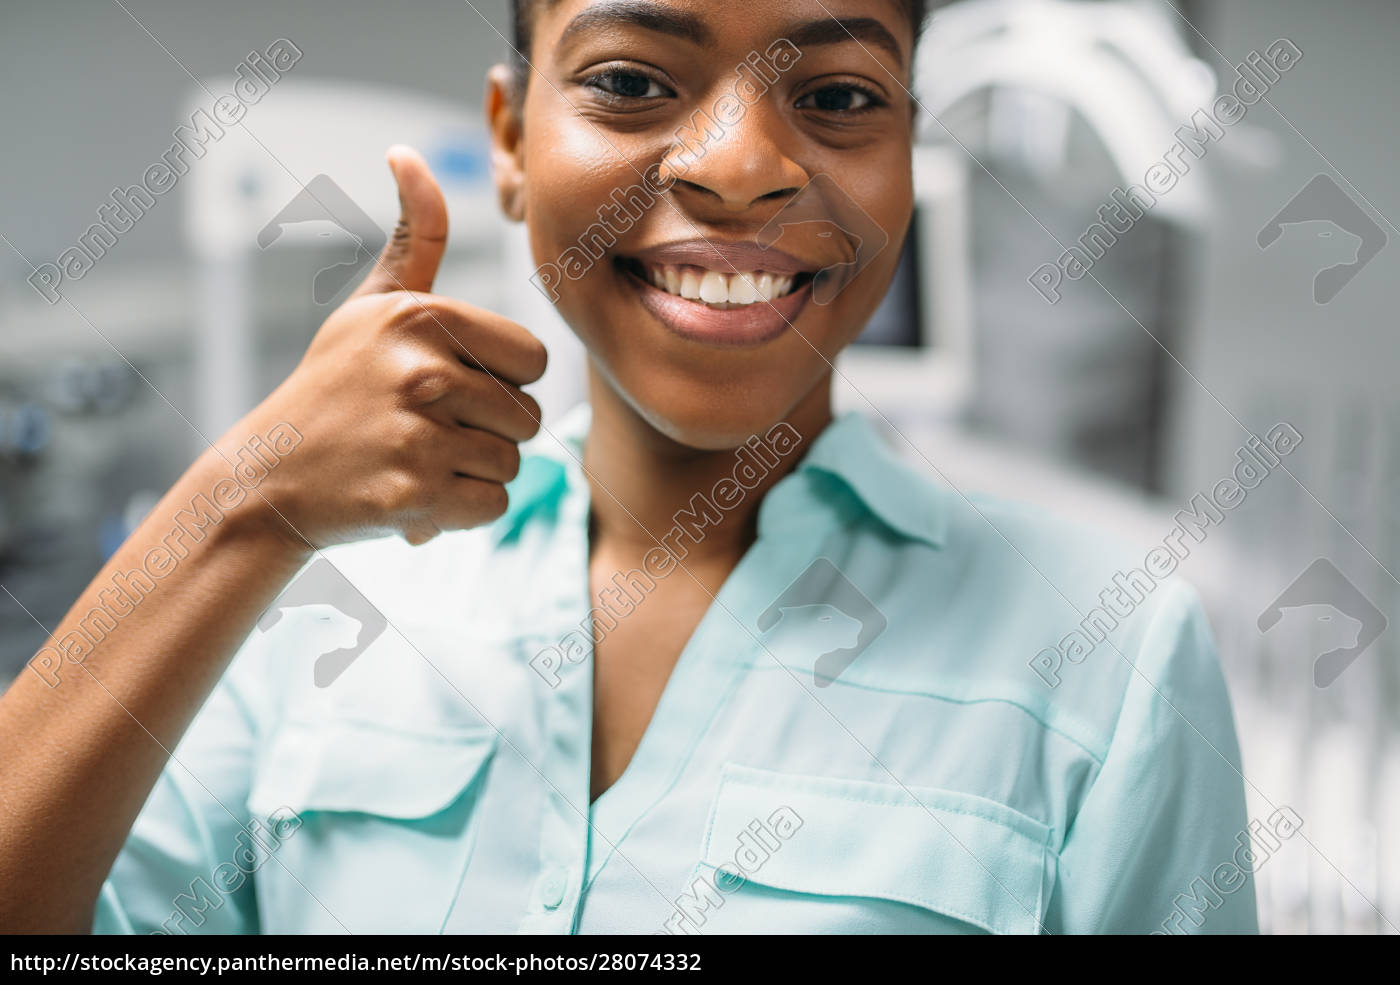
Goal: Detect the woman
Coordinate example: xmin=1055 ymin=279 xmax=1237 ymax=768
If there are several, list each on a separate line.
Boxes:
xmin=0 ymin=0 xmax=1256 ymax=934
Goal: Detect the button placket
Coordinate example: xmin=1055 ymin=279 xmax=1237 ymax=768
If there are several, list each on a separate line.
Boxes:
xmin=525 ymin=483 xmax=593 ymax=933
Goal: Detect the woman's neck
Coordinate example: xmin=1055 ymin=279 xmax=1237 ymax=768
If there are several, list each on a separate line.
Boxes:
xmin=581 ymin=367 xmax=833 ymax=561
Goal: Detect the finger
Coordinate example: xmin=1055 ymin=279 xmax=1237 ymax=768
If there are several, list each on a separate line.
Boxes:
xmin=440 ymin=424 xmax=522 ymax=484
xmin=422 ymin=368 xmax=542 ymax=444
xmin=427 ymin=475 xmax=510 ymax=533
xmin=394 ymin=294 xmax=549 ymax=387
xmin=352 ymin=145 xmax=449 ymax=297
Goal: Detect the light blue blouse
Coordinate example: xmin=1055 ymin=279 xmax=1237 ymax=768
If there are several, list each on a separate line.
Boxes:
xmin=94 ymin=406 xmax=1257 ymax=934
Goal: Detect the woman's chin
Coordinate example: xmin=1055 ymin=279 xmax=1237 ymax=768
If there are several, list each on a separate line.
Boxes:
xmin=580 ymin=336 xmax=833 ymax=451
xmin=637 ymin=404 xmax=777 ymax=450
xmin=607 ymin=379 xmax=816 ymax=452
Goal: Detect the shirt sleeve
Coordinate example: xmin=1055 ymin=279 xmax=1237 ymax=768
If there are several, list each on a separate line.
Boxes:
xmin=92 ymin=632 xmax=273 ymax=935
xmin=1045 ymin=581 xmax=1259 ymax=934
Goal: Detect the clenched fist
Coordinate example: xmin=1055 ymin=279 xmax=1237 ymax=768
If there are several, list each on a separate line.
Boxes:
xmin=227 ymin=145 xmax=547 ymax=549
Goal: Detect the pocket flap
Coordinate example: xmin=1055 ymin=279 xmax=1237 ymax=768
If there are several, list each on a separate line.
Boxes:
xmin=249 ymin=720 xmax=498 ymax=820
xmin=699 ymin=764 xmax=1053 ymax=935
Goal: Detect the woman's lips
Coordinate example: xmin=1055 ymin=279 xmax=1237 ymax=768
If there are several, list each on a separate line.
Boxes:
xmin=621 ymin=262 xmax=811 ymax=348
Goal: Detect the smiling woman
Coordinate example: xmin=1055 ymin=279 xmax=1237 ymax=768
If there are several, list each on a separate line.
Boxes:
xmin=528 ymin=35 xmax=808 ymax=312
xmin=492 ymin=0 xmax=926 ymax=448
xmin=0 ymin=0 xmax=1256 ymax=937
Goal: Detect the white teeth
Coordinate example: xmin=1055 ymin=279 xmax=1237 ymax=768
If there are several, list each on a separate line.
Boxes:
xmin=698 ymin=270 xmax=729 ymax=304
xmin=640 ymin=264 xmax=798 ymax=305
xmin=679 ymin=269 xmax=702 ymax=300
xmin=728 ymin=272 xmax=760 ymax=305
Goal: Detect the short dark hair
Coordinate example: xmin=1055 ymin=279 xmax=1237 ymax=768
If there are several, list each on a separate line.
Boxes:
xmin=508 ymin=1 xmax=937 ymax=96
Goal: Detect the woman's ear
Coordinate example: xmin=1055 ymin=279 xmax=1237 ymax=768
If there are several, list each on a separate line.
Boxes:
xmin=485 ymin=64 xmax=526 ymax=223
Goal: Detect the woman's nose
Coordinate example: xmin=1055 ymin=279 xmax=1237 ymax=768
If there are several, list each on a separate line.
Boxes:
xmin=656 ymin=100 xmax=809 ymax=214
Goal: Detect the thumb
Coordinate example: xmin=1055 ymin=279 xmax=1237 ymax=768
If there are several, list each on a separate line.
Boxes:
xmin=353 ymin=145 xmax=449 ymax=296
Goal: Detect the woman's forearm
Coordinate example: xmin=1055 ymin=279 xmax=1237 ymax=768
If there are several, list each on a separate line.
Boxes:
xmin=0 ymin=440 xmax=311 ymax=932
xmin=0 ymin=147 xmax=542 ymax=933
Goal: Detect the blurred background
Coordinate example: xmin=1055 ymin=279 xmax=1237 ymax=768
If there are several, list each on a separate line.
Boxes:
xmin=1 ymin=0 xmax=1396 ymax=934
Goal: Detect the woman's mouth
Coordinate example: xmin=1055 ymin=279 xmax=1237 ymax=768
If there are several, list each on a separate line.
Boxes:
xmin=629 ymin=259 xmax=809 ymax=308
xmin=617 ymin=256 xmax=814 ymax=347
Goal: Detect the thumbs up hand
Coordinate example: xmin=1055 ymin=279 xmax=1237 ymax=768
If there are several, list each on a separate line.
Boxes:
xmin=350 ymin=145 xmax=452 ymax=297
xmin=229 ymin=146 xmax=548 ymax=549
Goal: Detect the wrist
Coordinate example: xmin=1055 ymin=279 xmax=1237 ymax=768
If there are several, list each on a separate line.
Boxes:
xmin=181 ymin=437 xmax=315 ymax=563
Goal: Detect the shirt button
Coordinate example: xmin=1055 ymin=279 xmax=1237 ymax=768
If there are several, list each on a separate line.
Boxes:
xmin=540 ymin=868 xmax=568 ymax=909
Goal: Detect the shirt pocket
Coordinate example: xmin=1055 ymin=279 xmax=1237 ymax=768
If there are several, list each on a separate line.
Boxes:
xmin=690 ymin=764 xmax=1055 ymax=935
xmin=245 ymin=719 xmax=497 ymax=934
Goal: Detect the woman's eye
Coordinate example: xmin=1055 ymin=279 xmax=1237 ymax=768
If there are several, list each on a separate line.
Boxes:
xmin=585 ymin=70 xmax=671 ymax=101
xmin=796 ymin=84 xmax=879 ymax=113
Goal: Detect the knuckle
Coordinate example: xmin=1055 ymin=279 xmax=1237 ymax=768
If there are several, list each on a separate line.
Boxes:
xmin=521 ymin=336 xmax=548 ymax=381
xmin=383 ymin=290 xmax=424 ymax=328
xmin=479 ymin=482 xmax=509 ymax=521
xmin=396 ymin=362 xmax=453 ymax=406
xmin=493 ymin=440 xmax=522 ymax=481
xmin=385 ymin=292 xmax=445 ymax=336
xmin=372 ymin=468 xmax=420 ymax=514
xmin=389 ymin=215 xmax=413 ymax=253
xmin=503 ymin=441 xmax=522 ymax=480
xmin=519 ymin=392 xmax=543 ymax=436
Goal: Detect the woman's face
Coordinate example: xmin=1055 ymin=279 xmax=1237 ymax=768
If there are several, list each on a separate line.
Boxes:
xmin=498 ymin=0 xmax=916 ymax=447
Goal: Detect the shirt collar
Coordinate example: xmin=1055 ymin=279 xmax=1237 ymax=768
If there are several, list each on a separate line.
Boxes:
xmin=785 ymin=411 xmax=947 ymax=549
xmin=492 ymin=405 xmax=946 ymax=549
xmin=490 ymin=405 xmax=588 ymax=545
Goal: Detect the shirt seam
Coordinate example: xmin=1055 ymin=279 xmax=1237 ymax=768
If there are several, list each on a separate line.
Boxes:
xmin=740 ymin=668 xmax=1108 ymax=764
xmin=1055 ymin=579 xmax=1195 ymax=849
